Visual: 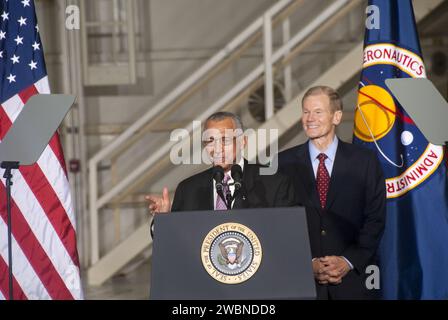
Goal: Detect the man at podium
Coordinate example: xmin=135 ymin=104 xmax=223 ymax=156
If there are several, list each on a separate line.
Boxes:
xmin=146 ymin=111 xmax=297 ymax=214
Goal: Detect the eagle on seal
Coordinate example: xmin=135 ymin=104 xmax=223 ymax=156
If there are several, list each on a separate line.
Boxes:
xmin=219 ymin=240 xmax=244 ymax=265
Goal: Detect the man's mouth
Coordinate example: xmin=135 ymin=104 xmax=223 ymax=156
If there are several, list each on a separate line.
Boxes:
xmin=213 ymin=155 xmax=232 ymax=163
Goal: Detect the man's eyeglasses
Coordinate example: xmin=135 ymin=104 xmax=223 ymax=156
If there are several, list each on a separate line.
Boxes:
xmin=202 ymin=135 xmax=241 ymax=147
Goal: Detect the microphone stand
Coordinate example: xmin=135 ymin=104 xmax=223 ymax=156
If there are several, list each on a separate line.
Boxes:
xmin=225 ymin=187 xmax=232 ymax=210
xmin=1 ymin=161 xmax=20 ymax=300
xmin=226 ymin=181 xmax=243 ymax=210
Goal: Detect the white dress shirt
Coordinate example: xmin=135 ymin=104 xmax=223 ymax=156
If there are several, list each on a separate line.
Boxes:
xmin=308 ymin=135 xmax=338 ymax=178
xmin=308 ymin=137 xmax=354 ymax=270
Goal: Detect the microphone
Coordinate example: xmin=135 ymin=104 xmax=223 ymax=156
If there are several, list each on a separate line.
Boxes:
xmin=231 ymin=164 xmax=243 ymax=191
xmin=212 ymin=166 xmax=226 ymax=206
xmin=212 ymin=166 xmax=225 ymax=192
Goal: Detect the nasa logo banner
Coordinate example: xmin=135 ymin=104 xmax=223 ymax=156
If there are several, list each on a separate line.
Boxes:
xmin=353 ymin=0 xmax=448 ymax=299
xmin=354 ymin=42 xmax=444 ymax=198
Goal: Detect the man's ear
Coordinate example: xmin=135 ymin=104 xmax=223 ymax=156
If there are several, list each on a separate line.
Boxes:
xmin=333 ymin=110 xmax=343 ymax=126
xmin=241 ymin=135 xmax=248 ymax=149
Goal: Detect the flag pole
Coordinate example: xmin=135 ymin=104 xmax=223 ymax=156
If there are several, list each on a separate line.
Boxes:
xmin=445 ymin=141 xmax=448 ymax=171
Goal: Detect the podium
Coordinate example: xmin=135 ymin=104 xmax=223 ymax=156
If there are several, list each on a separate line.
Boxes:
xmin=150 ymin=207 xmax=316 ymax=300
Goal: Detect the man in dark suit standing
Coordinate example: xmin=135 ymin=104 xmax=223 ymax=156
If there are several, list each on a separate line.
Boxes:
xmin=278 ymin=86 xmax=386 ymax=299
xmin=146 ymin=112 xmax=296 ymax=213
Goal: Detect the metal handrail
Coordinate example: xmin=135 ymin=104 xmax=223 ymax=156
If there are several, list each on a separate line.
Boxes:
xmin=88 ymin=0 xmax=299 ymax=264
xmin=88 ymin=0 xmax=294 ymax=166
xmin=92 ymin=0 xmax=305 ymax=174
xmin=89 ymin=0 xmax=353 ymax=264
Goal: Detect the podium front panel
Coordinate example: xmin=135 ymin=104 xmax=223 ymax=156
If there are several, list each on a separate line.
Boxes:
xmin=150 ymin=207 xmax=316 ymax=300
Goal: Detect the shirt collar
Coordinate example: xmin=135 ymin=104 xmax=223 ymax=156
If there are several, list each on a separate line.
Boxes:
xmin=238 ymin=157 xmax=245 ymax=172
xmin=308 ymin=136 xmax=338 ymax=162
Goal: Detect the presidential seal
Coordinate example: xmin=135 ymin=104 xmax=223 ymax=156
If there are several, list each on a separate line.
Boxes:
xmin=201 ymin=222 xmax=262 ymax=284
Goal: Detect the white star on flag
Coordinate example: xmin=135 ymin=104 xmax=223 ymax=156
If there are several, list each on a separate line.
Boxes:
xmin=22 ymin=0 xmax=31 ymax=7
xmin=14 ymin=35 xmax=24 ymax=45
xmin=10 ymin=54 xmax=20 ymax=64
xmin=0 ymin=30 xmax=6 ymax=40
xmin=32 ymin=41 xmax=40 ymax=50
xmin=7 ymin=73 xmax=16 ymax=83
xmin=1 ymin=11 xmax=9 ymax=21
xmin=29 ymin=60 xmax=37 ymax=70
xmin=18 ymin=16 xmax=27 ymax=26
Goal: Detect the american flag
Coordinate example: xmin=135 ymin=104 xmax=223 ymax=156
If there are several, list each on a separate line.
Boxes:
xmin=0 ymin=0 xmax=83 ymax=299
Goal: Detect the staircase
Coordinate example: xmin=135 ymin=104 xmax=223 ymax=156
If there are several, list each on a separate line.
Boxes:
xmin=86 ymin=0 xmax=446 ymax=286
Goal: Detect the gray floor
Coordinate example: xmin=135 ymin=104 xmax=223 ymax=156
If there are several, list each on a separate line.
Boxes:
xmin=83 ymin=260 xmax=151 ymax=300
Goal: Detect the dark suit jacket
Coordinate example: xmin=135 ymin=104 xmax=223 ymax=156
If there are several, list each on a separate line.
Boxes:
xmin=171 ymin=160 xmax=297 ymax=211
xmin=278 ymin=140 xmax=386 ymax=300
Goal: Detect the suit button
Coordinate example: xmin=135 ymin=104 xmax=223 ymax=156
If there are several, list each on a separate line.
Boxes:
xmin=321 ymin=230 xmax=326 ymax=236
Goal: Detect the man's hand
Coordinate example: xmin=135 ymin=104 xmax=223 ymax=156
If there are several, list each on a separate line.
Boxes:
xmin=145 ymin=187 xmax=171 ymax=214
xmin=318 ymin=256 xmax=351 ymax=284
xmin=312 ymin=258 xmax=330 ymax=284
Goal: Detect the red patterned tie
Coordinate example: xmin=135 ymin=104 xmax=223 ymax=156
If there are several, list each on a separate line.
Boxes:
xmin=316 ymin=153 xmax=330 ymax=209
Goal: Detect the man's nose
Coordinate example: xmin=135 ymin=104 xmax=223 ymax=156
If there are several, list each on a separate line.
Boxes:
xmin=220 ymin=142 xmax=227 ymax=154
xmin=211 ymin=141 xmax=225 ymax=154
xmin=307 ymin=113 xmax=316 ymax=122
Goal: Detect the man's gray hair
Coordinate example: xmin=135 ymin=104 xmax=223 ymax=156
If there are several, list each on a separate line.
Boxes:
xmin=302 ymin=85 xmax=343 ymax=113
xmin=204 ymin=111 xmax=245 ymax=131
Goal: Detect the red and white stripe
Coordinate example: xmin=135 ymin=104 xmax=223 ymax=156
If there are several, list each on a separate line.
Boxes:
xmin=0 ymin=219 xmax=51 ymax=300
xmin=0 ymin=77 xmax=83 ymax=300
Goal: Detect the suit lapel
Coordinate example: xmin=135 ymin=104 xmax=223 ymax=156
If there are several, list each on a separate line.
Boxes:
xmin=325 ymin=140 xmax=345 ymax=210
xmin=296 ymin=143 xmax=321 ymax=209
xmin=233 ymin=159 xmax=254 ymax=209
xmin=198 ymin=168 xmax=214 ymax=210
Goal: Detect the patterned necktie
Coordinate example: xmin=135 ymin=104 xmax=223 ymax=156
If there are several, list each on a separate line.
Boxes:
xmin=215 ymin=174 xmax=230 ymax=210
xmin=316 ymin=153 xmax=330 ymax=209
